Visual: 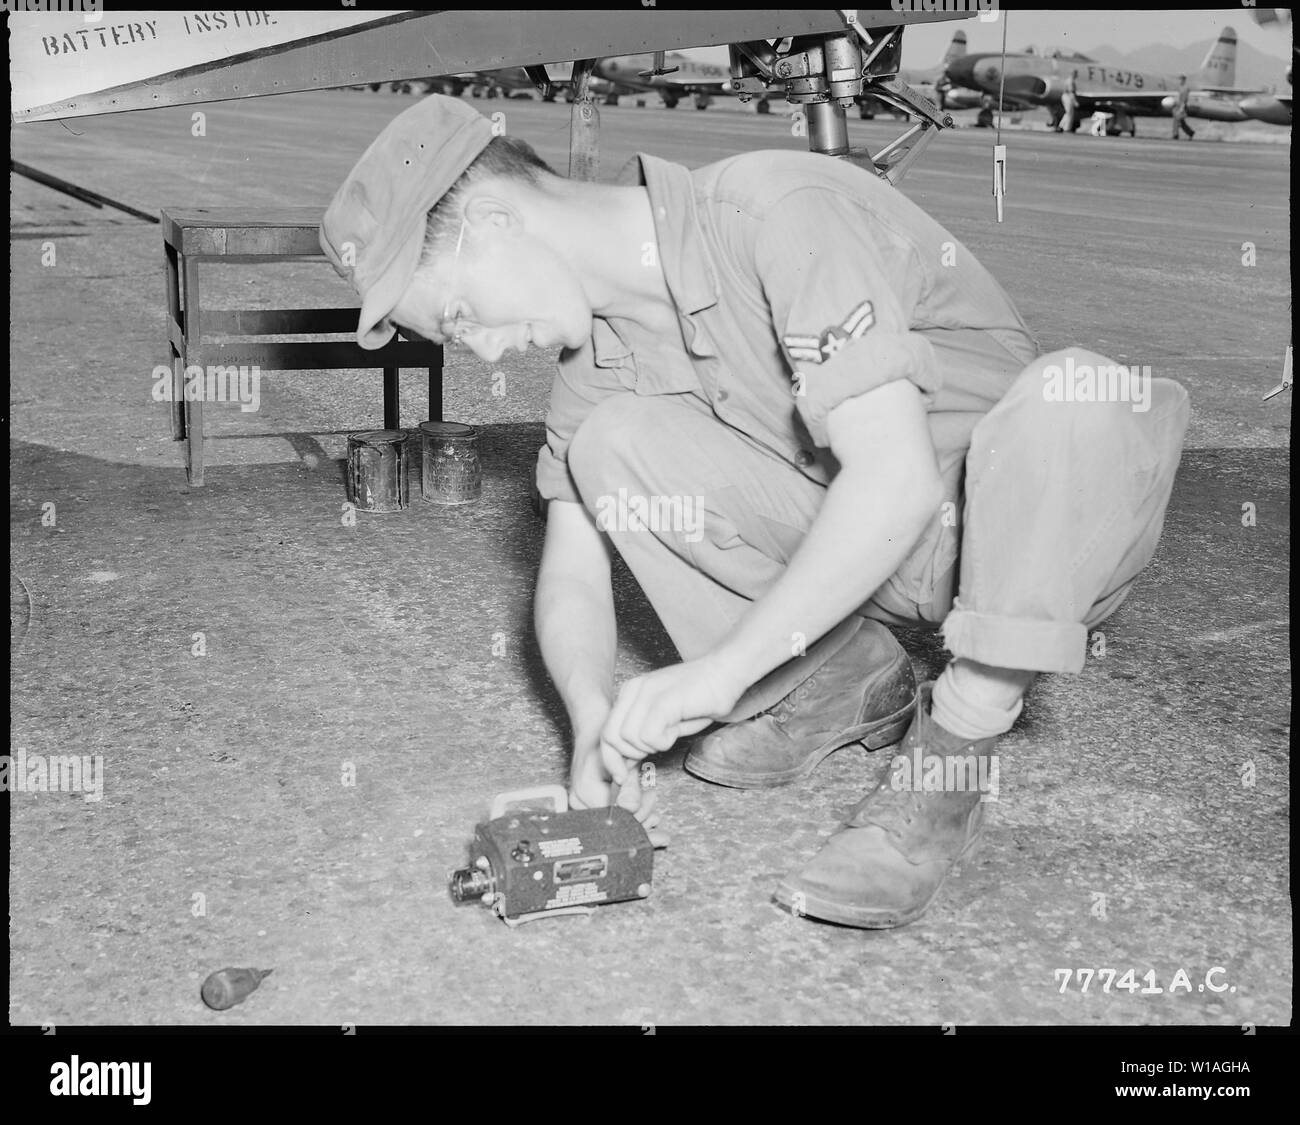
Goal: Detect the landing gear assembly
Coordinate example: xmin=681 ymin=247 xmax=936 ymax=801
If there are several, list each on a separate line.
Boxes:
xmin=727 ymin=16 xmax=952 ymax=183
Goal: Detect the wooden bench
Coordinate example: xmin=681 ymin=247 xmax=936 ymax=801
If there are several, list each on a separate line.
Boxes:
xmin=161 ymin=207 xmax=443 ymax=486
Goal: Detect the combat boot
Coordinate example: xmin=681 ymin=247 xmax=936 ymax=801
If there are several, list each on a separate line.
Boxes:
xmin=684 ymin=619 xmax=915 ymax=788
xmin=774 ymin=682 xmax=995 ymax=928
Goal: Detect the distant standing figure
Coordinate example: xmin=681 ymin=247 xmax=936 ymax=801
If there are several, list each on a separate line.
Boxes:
xmin=1171 ymin=75 xmax=1196 ymax=139
xmin=1059 ymin=70 xmax=1079 ymax=132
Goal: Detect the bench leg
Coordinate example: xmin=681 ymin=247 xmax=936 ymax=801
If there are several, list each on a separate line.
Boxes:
xmin=428 ymin=345 xmax=444 ymax=421
xmin=171 ymin=353 xmax=186 ymax=441
xmin=184 ymin=391 xmax=205 ymax=487
xmin=164 ymin=242 xmax=185 ymax=440
xmin=383 ymin=367 xmax=399 ymax=430
xmin=182 ymin=256 xmax=204 ymax=487
xmin=184 ymin=389 xmax=205 ymax=487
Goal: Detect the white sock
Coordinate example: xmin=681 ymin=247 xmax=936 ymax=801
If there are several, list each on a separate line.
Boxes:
xmin=930 ymin=659 xmax=1036 ymax=741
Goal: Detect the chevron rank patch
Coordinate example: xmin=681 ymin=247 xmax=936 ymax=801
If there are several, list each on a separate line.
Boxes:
xmin=782 ymin=300 xmax=876 ymax=365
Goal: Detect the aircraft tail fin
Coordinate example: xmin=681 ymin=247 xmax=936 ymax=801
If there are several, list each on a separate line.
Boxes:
xmin=941 ymin=30 xmax=968 ymax=69
xmin=1199 ymin=26 xmax=1237 ymax=88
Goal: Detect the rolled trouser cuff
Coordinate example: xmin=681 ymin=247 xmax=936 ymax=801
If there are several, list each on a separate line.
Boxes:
xmin=941 ymin=604 xmax=1087 ymax=674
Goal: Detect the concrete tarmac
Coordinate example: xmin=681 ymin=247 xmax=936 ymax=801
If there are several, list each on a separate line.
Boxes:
xmin=9 ymin=91 xmax=1291 ymax=1026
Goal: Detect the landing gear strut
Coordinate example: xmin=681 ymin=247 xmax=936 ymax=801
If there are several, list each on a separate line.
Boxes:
xmin=728 ymin=19 xmax=952 ymax=183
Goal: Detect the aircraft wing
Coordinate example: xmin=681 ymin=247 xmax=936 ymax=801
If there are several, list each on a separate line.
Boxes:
xmin=1083 ymin=85 xmax=1267 ymax=100
xmin=649 ymin=76 xmax=730 ymax=93
xmin=1076 ymin=86 xmax=1259 ymax=119
xmin=595 ymin=56 xmax=732 ymax=98
xmin=12 ymin=8 xmax=966 ymax=123
xmin=1074 ymin=89 xmax=1184 ymax=116
xmin=1077 ymin=89 xmax=1174 ymax=103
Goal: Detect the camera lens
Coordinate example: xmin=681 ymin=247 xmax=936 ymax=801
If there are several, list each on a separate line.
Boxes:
xmin=450 ymin=866 xmax=494 ymax=903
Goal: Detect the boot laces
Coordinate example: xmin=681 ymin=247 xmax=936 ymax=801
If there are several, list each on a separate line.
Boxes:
xmin=768 ymin=673 xmax=817 ymax=725
xmin=857 ymin=781 xmax=926 ymax=838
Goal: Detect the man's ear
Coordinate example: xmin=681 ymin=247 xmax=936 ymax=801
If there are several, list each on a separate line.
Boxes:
xmin=464 ymin=192 xmax=517 ymax=234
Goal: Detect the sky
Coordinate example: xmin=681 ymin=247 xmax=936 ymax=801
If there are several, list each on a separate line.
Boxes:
xmin=684 ymin=9 xmax=1292 ymax=70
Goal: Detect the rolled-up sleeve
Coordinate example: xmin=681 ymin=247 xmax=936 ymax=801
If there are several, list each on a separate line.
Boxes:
xmin=756 ymin=187 xmax=941 ymax=449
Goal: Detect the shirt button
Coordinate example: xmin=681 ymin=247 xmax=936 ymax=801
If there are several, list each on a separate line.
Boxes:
xmin=795 ymin=450 xmax=815 ymax=467
xmin=717 ymin=389 xmax=728 ymax=402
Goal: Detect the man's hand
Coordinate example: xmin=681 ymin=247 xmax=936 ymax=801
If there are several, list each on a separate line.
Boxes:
xmin=569 ymin=704 xmax=662 ymax=824
xmin=569 ymin=739 xmax=667 ymax=846
xmin=568 ymin=737 xmax=638 ymax=809
xmin=599 ymin=656 xmax=744 ymax=765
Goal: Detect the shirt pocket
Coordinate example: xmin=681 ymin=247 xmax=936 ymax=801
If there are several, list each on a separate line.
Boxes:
xmin=627 ymin=328 xmax=706 ymax=397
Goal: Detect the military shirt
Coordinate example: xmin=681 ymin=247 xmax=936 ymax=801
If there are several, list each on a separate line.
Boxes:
xmin=536 ymin=149 xmax=1040 ymax=513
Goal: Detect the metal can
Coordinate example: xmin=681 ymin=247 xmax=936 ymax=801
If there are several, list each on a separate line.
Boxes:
xmin=419 ymin=421 xmax=481 ymax=505
xmin=345 ymin=429 xmax=410 ymax=513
